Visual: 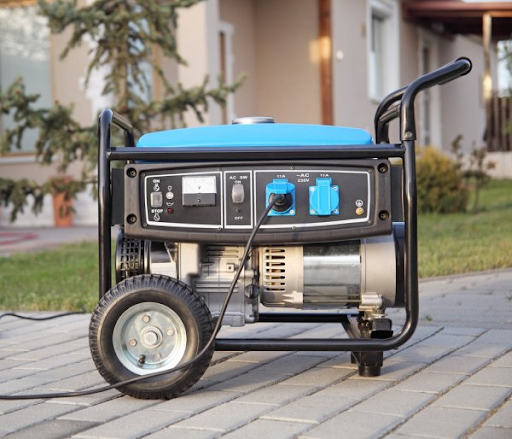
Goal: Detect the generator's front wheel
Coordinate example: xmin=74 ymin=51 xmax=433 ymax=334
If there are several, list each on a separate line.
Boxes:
xmin=89 ymin=274 xmax=214 ymax=399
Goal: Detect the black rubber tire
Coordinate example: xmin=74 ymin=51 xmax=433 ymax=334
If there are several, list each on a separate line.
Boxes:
xmin=89 ymin=274 xmax=214 ymax=399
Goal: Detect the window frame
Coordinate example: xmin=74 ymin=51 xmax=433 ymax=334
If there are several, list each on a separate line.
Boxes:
xmin=218 ymin=20 xmax=235 ymax=124
xmin=367 ymin=0 xmax=400 ymax=103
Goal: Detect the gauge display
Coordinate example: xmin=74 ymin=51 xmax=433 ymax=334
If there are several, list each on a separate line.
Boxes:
xmin=182 ymin=176 xmax=217 ymax=194
xmin=182 ymin=175 xmax=217 ymax=206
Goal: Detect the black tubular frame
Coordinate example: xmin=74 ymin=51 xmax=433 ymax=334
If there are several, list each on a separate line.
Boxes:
xmin=98 ymin=57 xmax=471 ymax=352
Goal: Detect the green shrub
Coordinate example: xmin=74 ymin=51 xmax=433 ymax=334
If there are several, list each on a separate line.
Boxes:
xmin=416 ymin=146 xmax=468 ymax=213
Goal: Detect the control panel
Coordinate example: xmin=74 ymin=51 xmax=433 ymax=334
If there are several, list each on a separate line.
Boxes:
xmin=123 ymin=161 xmax=393 ymax=244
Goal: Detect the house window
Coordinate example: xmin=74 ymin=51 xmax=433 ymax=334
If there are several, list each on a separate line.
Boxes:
xmin=368 ymin=0 xmax=399 ymax=101
xmin=0 ymin=4 xmax=52 ymax=153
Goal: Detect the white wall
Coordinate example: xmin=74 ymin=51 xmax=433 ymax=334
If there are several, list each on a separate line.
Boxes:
xmin=438 ymin=35 xmax=486 ymax=153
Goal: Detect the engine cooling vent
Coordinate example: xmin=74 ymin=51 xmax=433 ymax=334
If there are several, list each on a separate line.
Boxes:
xmin=115 ymin=231 xmax=149 ymax=282
xmin=262 ymin=247 xmax=287 ymax=294
xmin=260 ymin=246 xmax=303 ymax=307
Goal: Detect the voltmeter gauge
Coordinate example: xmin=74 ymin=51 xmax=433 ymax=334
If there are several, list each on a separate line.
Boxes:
xmin=182 ymin=175 xmax=217 ymax=206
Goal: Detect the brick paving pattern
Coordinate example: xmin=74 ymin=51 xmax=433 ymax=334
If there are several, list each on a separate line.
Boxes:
xmin=0 ymin=270 xmax=511 ymax=438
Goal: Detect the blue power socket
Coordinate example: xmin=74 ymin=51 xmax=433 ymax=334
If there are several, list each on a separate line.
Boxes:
xmin=265 ymin=179 xmax=296 ymax=216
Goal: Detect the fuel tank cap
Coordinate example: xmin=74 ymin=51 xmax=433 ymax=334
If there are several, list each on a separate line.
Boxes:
xmin=232 ymin=116 xmax=275 ymax=124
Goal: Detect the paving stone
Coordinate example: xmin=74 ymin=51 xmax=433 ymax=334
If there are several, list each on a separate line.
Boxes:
xmin=405 ymin=325 xmax=443 ymax=343
xmin=314 ymin=352 xmax=354 ymax=369
xmin=222 ymin=419 xmax=311 ymax=439
xmin=224 ymin=351 xmax=290 ymax=364
xmin=210 ymin=351 xmax=240 ymax=363
xmin=207 ymin=372 xmax=286 ymax=394
xmin=391 ymin=345 xmax=454 ymax=363
xmin=143 ymin=427 xmax=221 ymax=439
xmin=249 ymin=323 xmax=320 ymax=339
xmin=491 ymin=351 xmax=512 ymax=368
xmin=484 ymin=399 xmax=512 ymax=428
xmin=302 ymin=410 xmax=402 ymax=439
xmin=468 ymin=426 xmax=512 ymax=439
xmin=475 ymin=330 xmax=512 ymax=346
xmin=15 ymin=350 xmax=91 ymax=371
xmin=0 ymin=368 xmax=38 ymax=383
xmin=236 ymin=384 xmax=316 ymax=406
xmin=433 ymin=384 xmax=511 ymax=411
xmin=152 ymin=389 xmax=241 ymax=413
xmin=465 ymin=366 xmax=512 ymax=388
xmin=456 ymin=343 xmax=509 ymax=359
xmin=0 ymin=358 xmax=33 ymax=372
xmin=46 ymin=388 xmax=120 ymax=408
xmin=252 ymin=354 xmax=328 ymax=377
xmin=349 ymin=360 xmax=425 ymax=382
xmin=418 ymin=334 xmax=475 ymax=349
xmin=394 ymin=406 xmax=488 ymax=438
xmin=382 ymin=434 xmax=429 ymax=439
xmin=39 ymin=371 xmax=104 ymax=391
xmin=201 ymin=359 xmax=261 ymax=382
xmin=425 ymin=354 xmax=490 ymax=375
xmin=0 ymin=375 xmax=56 ymax=394
xmin=393 ymin=371 xmax=467 ymax=394
xmin=174 ymin=401 xmax=274 ymax=432
xmin=279 ymin=366 xmax=353 ymax=388
xmin=4 ymin=419 xmax=97 ymax=439
xmin=8 ymin=339 xmax=88 ymax=362
xmin=0 ymin=399 xmax=43 ymax=415
xmin=289 ymin=323 xmax=345 ymax=339
xmin=441 ymin=327 xmax=486 ymax=336
xmin=0 ymin=401 xmax=79 ymax=434
xmin=351 ymin=389 xmax=435 ymax=417
xmin=264 ymin=379 xmax=390 ymax=424
xmin=74 ymin=407 xmax=190 ymax=439
xmin=60 ymin=396 xmax=158 ymax=422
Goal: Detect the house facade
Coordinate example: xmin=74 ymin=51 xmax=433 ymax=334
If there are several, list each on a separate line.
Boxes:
xmin=0 ymin=0 xmax=510 ymax=226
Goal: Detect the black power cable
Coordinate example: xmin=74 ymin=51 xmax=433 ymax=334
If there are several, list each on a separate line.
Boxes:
xmin=0 ymin=194 xmax=284 ymax=400
xmin=0 ymin=312 xmax=85 ymax=322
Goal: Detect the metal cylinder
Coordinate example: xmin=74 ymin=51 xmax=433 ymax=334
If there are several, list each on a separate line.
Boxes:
xmin=303 ymin=242 xmax=360 ymax=307
xmin=260 ymin=233 xmax=398 ymax=309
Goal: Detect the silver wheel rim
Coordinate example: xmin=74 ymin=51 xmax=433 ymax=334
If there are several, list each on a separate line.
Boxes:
xmin=113 ymin=302 xmax=187 ymax=375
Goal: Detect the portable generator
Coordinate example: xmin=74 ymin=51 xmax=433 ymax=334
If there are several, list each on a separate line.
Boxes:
xmin=91 ymin=57 xmax=472 ymax=399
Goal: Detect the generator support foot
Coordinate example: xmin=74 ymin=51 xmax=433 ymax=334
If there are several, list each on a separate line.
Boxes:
xmin=344 ymin=315 xmax=392 ymax=377
xmin=352 ymin=351 xmax=384 ymax=377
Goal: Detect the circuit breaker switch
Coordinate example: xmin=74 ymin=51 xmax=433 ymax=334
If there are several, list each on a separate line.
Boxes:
xmin=309 ymin=178 xmax=339 ymax=216
xmin=232 ymin=183 xmax=245 ymax=204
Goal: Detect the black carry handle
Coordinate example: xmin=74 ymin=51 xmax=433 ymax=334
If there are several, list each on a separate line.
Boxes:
xmin=375 ymin=57 xmax=472 ymax=143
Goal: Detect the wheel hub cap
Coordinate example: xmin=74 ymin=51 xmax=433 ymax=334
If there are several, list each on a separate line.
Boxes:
xmin=112 ymin=302 xmax=187 ymax=375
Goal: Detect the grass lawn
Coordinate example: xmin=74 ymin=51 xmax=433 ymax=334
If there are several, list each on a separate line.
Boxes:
xmin=418 ymin=179 xmax=512 ymax=278
xmin=1 ymin=179 xmax=511 ymax=311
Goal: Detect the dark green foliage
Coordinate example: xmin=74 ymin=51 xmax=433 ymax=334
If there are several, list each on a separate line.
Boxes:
xmin=416 ymin=146 xmax=468 ymax=214
xmin=0 ymin=0 xmax=243 ymax=221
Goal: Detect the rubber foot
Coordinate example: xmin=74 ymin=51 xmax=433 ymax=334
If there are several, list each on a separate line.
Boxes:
xmin=358 ymin=365 xmax=381 ymax=377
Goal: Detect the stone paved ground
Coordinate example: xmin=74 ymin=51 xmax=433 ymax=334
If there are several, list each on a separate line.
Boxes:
xmin=0 ymin=270 xmax=511 ymax=439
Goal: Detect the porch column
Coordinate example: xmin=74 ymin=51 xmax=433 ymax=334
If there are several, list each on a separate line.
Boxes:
xmin=483 ymin=12 xmax=492 ymax=150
